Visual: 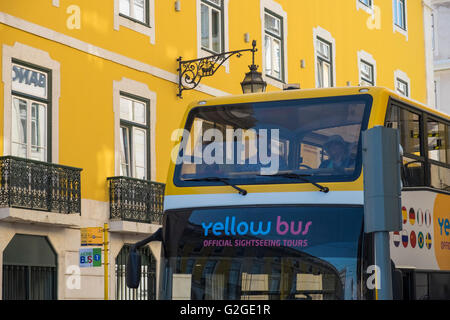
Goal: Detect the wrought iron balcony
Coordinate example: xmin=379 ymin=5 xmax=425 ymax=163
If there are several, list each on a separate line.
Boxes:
xmin=107 ymin=176 xmax=165 ymax=224
xmin=0 ymin=156 xmax=82 ymax=214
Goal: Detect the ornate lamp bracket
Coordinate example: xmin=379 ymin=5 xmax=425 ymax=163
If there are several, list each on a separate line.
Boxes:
xmin=177 ymin=40 xmax=257 ymax=98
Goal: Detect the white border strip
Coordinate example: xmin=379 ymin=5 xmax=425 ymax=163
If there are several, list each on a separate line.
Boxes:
xmin=164 ymin=191 xmax=364 ymax=210
xmin=0 ymin=12 xmax=229 ymax=98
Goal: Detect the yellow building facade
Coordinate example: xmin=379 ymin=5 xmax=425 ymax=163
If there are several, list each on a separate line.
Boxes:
xmin=0 ymin=0 xmax=431 ymax=300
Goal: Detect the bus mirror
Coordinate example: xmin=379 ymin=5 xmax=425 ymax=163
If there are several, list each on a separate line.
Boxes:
xmin=392 ymin=269 xmax=403 ymax=300
xmin=125 ymin=228 xmax=163 ymax=289
xmin=126 ymin=248 xmax=142 ymax=289
xmin=399 ymin=144 xmax=404 ymax=158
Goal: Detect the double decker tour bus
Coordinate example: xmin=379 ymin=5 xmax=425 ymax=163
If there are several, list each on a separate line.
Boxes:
xmin=133 ymin=87 xmax=450 ymax=300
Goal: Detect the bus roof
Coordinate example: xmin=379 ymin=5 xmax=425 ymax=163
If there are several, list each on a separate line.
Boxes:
xmin=188 ymin=86 xmax=449 ymax=121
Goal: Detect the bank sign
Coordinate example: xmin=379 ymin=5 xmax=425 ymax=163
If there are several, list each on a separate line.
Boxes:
xmin=12 ymin=64 xmax=47 ymax=99
xmin=79 ymin=248 xmax=102 ymax=268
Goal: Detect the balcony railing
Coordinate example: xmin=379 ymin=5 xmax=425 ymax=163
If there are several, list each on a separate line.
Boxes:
xmin=107 ymin=176 xmax=165 ymax=224
xmin=0 ymin=156 xmax=82 ymax=214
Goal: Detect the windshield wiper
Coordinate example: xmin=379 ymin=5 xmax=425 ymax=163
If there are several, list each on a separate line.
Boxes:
xmin=258 ymin=173 xmax=330 ymax=193
xmin=183 ymin=177 xmax=248 ymax=196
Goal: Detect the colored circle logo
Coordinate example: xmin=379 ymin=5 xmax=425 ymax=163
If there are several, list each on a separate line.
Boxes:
xmin=402 ymin=207 xmax=408 ymax=224
xmin=409 ymin=208 xmax=416 ymax=225
xmin=393 ymin=231 xmax=400 ymax=247
xmin=417 ymin=209 xmax=424 ymax=226
xmin=402 ymin=230 xmax=408 ymax=248
xmin=410 ymin=231 xmax=416 ymax=248
xmin=418 ymin=232 xmax=424 ymax=249
xmin=426 ymin=233 xmax=432 ymax=249
xmin=425 ymin=210 xmax=432 ymax=227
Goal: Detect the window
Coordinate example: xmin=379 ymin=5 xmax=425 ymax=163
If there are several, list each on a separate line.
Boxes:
xmin=11 ymin=62 xmax=50 ymax=162
xmin=163 ymin=206 xmax=364 ymax=300
xmin=264 ymin=10 xmax=284 ymax=81
xmin=415 ymin=272 xmax=450 ymax=300
xmin=396 ymin=78 xmax=409 ymax=97
xmin=316 ymin=38 xmax=333 ymax=88
xmin=386 ymin=104 xmax=425 ymax=187
xmin=119 ymin=94 xmax=150 ymax=180
xmin=386 ymin=101 xmax=450 ymax=191
xmin=393 ymin=0 xmax=407 ymax=30
xmin=359 ymin=0 xmax=372 ymax=8
xmin=200 ymin=0 xmax=224 ymax=53
xmin=114 ymin=0 xmax=155 ymax=44
xmin=119 ymin=0 xmax=149 ymax=25
xmin=2 ymin=234 xmax=57 ymax=300
xmin=360 ymin=60 xmax=374 ymax=86
xmin=174 ymin=95 xmax=372 ymax=187
xmin=427 ymin=118 xmax=449 ymax=191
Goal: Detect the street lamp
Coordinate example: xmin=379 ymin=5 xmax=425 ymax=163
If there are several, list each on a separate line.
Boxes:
xmin=241 ymin=64 xmax=267 ymax=94
xmin=177 ymin=40 xmax=266 ymax=98
xmin=241 ymin=40 xmax=267 ymax=94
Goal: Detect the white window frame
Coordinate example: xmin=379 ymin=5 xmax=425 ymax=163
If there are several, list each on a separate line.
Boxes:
xmin=113 ymin=78 xmax=156 ymax=180
xmin=359 ymin=61 xmax=374 ymax=86
xmin=119 ymin=94 xmax=149 ymax=180
xmin=119 ymin=0 xmax=148 ymax=24
xmin=393 ymin=0 xmax=408 ymax=40
xmin=263 ymin=10 xmax=284 ymax=82
xmin=313 ymin=27 xmax=336 ymax=88
xmin=199 ymin=0 xmax=223 ymax=54
xmin=260 ymin=0 xmax=288 ymax=89
xmin=356 ymin=0 xmax=374 ymax=14
xmin=114 ymin=0 xmax=156 ymax=45
xmin=394 ymin=69 xmax=411 ymax=97
xmin=11 ymin=95 xmax=48 ymax=162
xmin=357 ymin=50 xmax=377 ymax=86
xmin=2 ymin=42 xmax=60 ymax=163
xmin=197 ymin=0 xmax=229 ymax=72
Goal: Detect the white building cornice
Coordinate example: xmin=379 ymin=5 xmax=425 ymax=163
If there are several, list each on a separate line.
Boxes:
xmin=0 ymin=12 xmax=230 ymax=98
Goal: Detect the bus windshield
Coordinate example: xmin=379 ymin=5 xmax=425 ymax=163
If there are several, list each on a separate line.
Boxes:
xmin=162 ymin=206 xmax=364 ymax=300
xmin=174 ymin=94 xmax=372 ymax=186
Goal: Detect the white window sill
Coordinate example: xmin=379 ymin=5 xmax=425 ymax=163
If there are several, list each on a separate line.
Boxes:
xmin=356 ymin=1 xmax=374 ymax=14
xmin=115 ymin=15 xmax=155 ymax=44
xmin=264 ymin=74 xmax=285 ymax=89
xmin=393 ymin=24 xmax=408 ymax=41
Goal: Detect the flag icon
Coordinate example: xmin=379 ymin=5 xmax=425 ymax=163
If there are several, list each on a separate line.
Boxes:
xmin=418 ymin=232 xmax=424 ymax=249
xmin=417 ymin=209 xmax=424 ymax=226
xmin=425 ymin=210 xmax=432 ymax=228
xmin=410 ymin=231 xmax=416 ymax=248
xmin=402 ymin=207 xmax=408 ymax=224
xmin=402 ymin=230 xmax=408 ymax=248
xmin=426 ymin=233 xmax=432 ymax=249
xmin=409 ymin=208 xmax=415 ymax=225
xmin=393 ymin=231 xmax=400 ymax=247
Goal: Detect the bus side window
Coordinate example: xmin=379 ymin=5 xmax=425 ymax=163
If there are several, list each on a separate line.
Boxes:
xmin=385 ymin=104 xmax=426 ymax=187
xmin=427 ymin=119 xmax=450 ymax=191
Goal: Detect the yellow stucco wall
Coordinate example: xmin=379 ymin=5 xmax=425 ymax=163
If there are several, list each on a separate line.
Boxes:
xmin=0 ymin=0 xmax=429 ymax=202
